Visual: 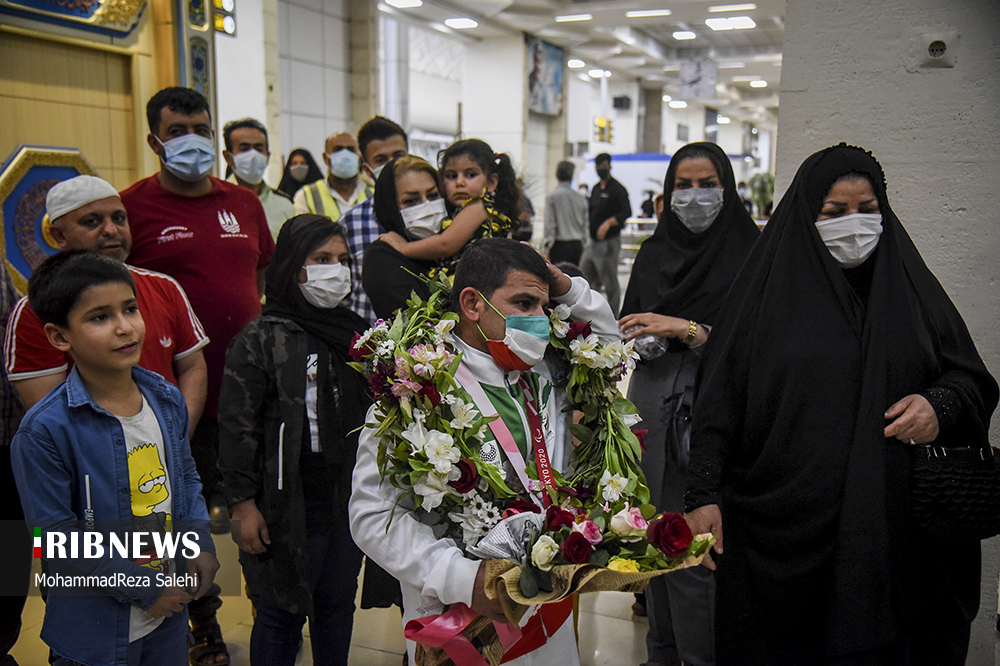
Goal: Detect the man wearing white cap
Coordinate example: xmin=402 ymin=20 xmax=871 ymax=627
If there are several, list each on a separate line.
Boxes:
xmin=3 ymin=175 xmax=210 ymax=429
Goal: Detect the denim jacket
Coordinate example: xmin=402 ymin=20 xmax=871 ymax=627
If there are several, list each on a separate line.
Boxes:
xmin=11 ymin=366 xmax=214 ymax=666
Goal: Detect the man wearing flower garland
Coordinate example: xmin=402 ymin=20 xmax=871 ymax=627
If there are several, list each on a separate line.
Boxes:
xmin=350 ymin=238 xmax=620 ymax=664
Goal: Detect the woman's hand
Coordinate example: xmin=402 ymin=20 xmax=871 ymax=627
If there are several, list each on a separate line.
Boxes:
xmin=684 ymin=504 xmax=723 ymax=570
xmin=618 ymin=312 xmax=687 ymax=340
xmin=884 ymin=394 xmax=940 ymax=444
xmin=377 ymin=231 xmax=407 ymax=252
xmin=230 ymin=499 xmax=270 ymax=554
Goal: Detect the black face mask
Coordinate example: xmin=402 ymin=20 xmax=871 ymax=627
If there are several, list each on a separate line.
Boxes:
xmin=596 ymin=167 xmax=610 ymax=180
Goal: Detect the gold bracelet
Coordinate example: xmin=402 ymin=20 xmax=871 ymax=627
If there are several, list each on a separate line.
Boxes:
xmin=685 ymin=320 xmax=698 ymax=343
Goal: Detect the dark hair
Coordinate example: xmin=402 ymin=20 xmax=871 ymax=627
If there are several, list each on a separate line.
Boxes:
xmin=672 ymin=147 xmax=726 ymax=190
xmin=29 ymin=251 xmax=135 ymax=328
xmin=357 ymin=116 xmax=408 ymax=164
xmin=438 ymin=139 xmax=521 ymax=221
xmin=277 ymin=149 xmax=324 ymax=199
xmin=556 ymin=161 xmax=575 ymax=182
xmin=223 ymin=117 xmax=269 ymax=152
xmin=451 ymin=238 xmax=550 ymax=310
xmin=146 ymin=87 xmax=211 ymax=135
xmin=595 ymin=153 xmax=612 ymax=165
xmin=554 ymin=261 xmax=584 ymax=279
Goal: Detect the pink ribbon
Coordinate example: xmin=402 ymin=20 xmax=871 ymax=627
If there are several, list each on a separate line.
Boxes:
xmin=404 ymin=602 xmax=522 ymax=665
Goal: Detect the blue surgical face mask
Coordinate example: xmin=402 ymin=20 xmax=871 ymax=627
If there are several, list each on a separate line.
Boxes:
xmin=156 ymin=133 xmax=216 ymax=182
xmin=232 ymin=149 xmax=269 ymax=185
xmin=329 ymin=149 xmax=360 ymax=179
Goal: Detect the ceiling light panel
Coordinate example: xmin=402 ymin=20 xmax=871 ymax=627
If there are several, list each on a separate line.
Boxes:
xmin=555 ymin=13 xmax=592 ymax=22
xmin=668 ymin=100 xmax=688 ymax=108
xmin=672 ymin=31 xmax=696 ymax=40
xmin=444 ymin=17 xmax=477 ymax=29
xmin=385 ymin=0 xmax=421 ymax=7
xmin=749 ymin=80 xmax=767 ymax=87
xmin=708 ymin=3 xmax=757 ymax=12
xmin=568 ymin=58 xmax=585 ymax=68
xmin=705 ymin=16 xmax=756 ymax=30
xmin=626 ymin=9 xmax=671 ymax=18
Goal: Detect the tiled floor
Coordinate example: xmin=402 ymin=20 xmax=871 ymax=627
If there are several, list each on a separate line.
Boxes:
xmin=10 ymin=531 xmax=650 ymax=665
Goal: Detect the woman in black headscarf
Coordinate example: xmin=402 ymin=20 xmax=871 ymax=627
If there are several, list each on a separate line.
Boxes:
xmin=363 ymin=155 xmax=443 ymax=320
xmin=619 ymin=142 xmax=760 ymax=666
xmin=277 ymin=148 xmax=324 ymax=199
xmin=218 ymin=214 xmax=371 ymax=666
xmin=685 ymin=144 xmax=998 ymax=665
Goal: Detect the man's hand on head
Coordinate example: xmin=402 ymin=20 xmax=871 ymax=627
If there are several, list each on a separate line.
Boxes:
xmin=522 ymin=241 xmax=572 ymax=297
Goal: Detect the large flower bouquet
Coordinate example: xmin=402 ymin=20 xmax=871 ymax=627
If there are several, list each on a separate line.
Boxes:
xmin=350 ymin=272 xmax=713 ymax=666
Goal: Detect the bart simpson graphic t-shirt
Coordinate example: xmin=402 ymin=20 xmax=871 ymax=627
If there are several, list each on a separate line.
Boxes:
xmin=119 ymin=395 xmax=173 ymax=642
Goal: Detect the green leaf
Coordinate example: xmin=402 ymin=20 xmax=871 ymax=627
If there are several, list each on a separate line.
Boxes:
xmin=588 ymin=549 xmax=610 ymax=566
xmin=569 ymin=423 xmax=594 ymax=445
xmin=519 ymin=567 xmax=539 ymax=598
xmin=638 ymin=503 xmax=656 ymax=520
xmin=534 ymin=568 xmax=553 ymax=593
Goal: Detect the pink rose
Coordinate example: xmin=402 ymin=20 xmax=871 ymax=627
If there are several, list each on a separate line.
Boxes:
xmin=610 ymin=506 xmax=648 ymax=537
xmin=571 ymin=519 xmax=603 ymax=545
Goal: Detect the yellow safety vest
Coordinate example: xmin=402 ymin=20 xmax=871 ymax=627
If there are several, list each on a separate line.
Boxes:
xmin=301 ymin=180 xmax=372 ymax=222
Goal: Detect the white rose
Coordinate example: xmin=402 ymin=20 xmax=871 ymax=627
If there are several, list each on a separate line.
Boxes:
xmin=531 ymin=535 xmax=559 ymax=571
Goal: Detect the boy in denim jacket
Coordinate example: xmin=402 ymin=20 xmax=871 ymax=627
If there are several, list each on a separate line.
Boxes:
xmin=11 ymin=251 xmax=218 ymax=666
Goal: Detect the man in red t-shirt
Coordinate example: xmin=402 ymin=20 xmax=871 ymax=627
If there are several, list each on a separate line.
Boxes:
xmin=4 ymin=175 xmax=209 ymax=430
xmin=120 ymin=87 xmax=275 ymax=666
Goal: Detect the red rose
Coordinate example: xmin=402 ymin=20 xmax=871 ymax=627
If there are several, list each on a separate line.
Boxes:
xmin=566 ymin=321 xmax=592 ymax=340
xmin=368 ymin=368 xmax=392 ymax=400
xmin=419 ymin=382 xmax=442 ymax=406
xmin=448 ymin=459 xmax=479 ymax=494
xmin=546 ymin=505 xmax=575 ymax=531
xmin=632 ymin=428 xmax=648 ymax=453
xmin=647 ymin=513 xmax=693 ymax=558
xmin=560 ymin=531 xmax=592 ymax=564
xmin=502 ymin=500 xmax=541 ymax=519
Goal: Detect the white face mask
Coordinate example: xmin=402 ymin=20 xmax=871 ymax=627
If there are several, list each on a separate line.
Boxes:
xmin=670 ymin=188 xmax=724 ymax=233
xmin=815 ymin=213 xmax=883 ymax=268
xmin=400 ymin=198 xmax=447 ymax=239
xmin=298 ymin=263 xmax=351 ymax=308
xmin=232 ymin=149 xmax=269 ymax=185
xmin=156 ymin=134 xmax=216 ymax=182
xmin=329 ymin=149 xmax=360 ymax=179
xmin=289 ymin=163 xmax=310 ymax=182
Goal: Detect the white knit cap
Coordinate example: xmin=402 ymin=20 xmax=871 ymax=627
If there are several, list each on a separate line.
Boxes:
xmin=46 ymin=175 xmax=121 ymax=222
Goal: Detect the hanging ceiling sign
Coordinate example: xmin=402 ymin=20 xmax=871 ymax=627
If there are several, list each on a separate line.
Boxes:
xmin=0 ymin=146 xmax=98 ymax=294
xmin=0 ymin=0 xmax=146 ymax=36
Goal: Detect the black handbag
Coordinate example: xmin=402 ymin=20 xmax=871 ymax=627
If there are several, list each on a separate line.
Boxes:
xmin=909 ymin=443 xmax=1000 ymax=540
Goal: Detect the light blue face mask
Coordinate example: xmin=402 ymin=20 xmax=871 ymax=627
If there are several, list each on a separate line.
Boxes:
xmin=329 ymin=149 xmax=360 ymax=179
xmin=156 ymin=133 xmax=216 ymax=182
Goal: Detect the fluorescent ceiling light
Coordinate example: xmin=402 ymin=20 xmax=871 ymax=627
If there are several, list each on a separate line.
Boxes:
xmin=668 ymin=100 xmax=688 ymax=108
xmin=445 ymin=17 xmax=477 ymax=29
xmin=386 ymin=0 xmax=421 ymax=7
xmin=717 ymin=115 xmax=731 ymax=124
xmin=555 ymin=13 xmax=592 ymax=22
xmin=705 ymin=16 xmax=756 ymax=30
xmin=588 ymin=68 xmax=606 ymax=78
xmin=663 ymin=65 xmax=680 ymax=71
xmin=731 ymin=75 xmax=759 ymax=81
xmin=604 ymin=70 xmax=612 ymax=77
xmin=568 ymin=58 xmax=585 ymax=68
xmin=672 ymin=31 xmax=696 ymax=40
xmin=626 ymin=8 xmax=671 ymax=18
xmin=662 ymin=94 xmax=672 ymax=102
xmin=749 ymin=79 xmax=767 ymax=87
xmin=718 ymin=62 xmax=745 ymax=69
xmin=709 ymin=3 xmax=757 ymax=12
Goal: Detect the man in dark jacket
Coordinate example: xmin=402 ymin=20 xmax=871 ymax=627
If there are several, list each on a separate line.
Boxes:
xmin=581 ymin=153 xmax=631 ymax=316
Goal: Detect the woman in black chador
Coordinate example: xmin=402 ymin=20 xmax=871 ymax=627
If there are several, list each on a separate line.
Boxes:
xmin=685 ymin=143 xmax=998 ymax=665
xmin=619 ymin=141 xmax=759 ymax=666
